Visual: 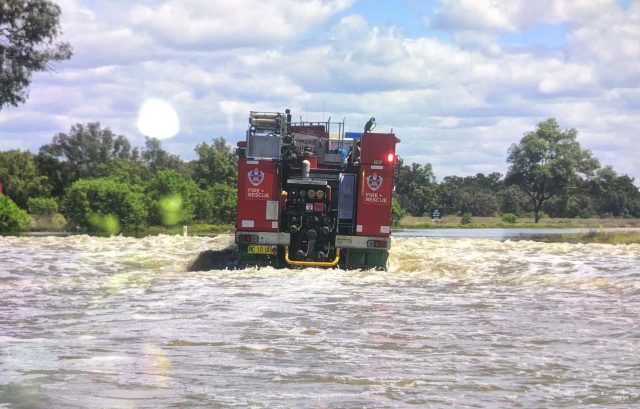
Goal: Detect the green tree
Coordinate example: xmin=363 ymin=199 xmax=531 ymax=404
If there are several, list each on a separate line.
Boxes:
xmin=27 ymin=197 xmax=57 ymax=216
xmin=0 ymin=0 xmax=72 ymax=108
xmin=97 ymin=158 xmax=151 ymax=188
xmin=434 ymin=173 xmax=505 ymax=217
xmin=543 ymin=188 xmax=596 ymax=218
xmin=145 ymin=170 xmax=201 ymax=226
xmin=36 ymin=122 xmax=132 ymax=196
xmin=435 ymin=176 xmax=462 ymax=216
xmin=459 ymin=190 xmax=499 ymax=217
xmin=587 ymin=166 xmax=640 ymax=217
xmin=0 ymin=150 xmax=50 ymax=208
xmin=62 ymin=178 xmax=148 ymax=234
xmin=141 ymin=137 xmax=186 ymax=174
xmin=190 ymin=137 xmax=237 ymax=188
xmin=457 ymin=173 xmax=502 ymax=216
xmin=394 ymin=162 xmax=438 ymax=216
xmin=474 ymin=172 xmax=503 ymax=191
xmin=505 ymin=119 xmax=599 ymax=223
xmin=391 ymin=196 xmax=406 ymax=226
xmin=496 ymin=185 xmax=530 ymax=215
xmin=195 ymin=183 xmax=237 ymax=224
xmin=0 ymin=193 xmax=30 ymax=232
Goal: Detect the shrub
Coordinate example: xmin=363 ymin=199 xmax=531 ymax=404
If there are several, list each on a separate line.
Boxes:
xmin=460 ymin=212 xmax=472 ymax=225
xmin=145 ymin=170 xmax=201 ymax=226
xmin=195 ymin=183 xmax=237 ymax=224
xmin=391 ymin=197 xmax=406 ymax=226
xmin=27 ymin=197 xmax=59 ymax=216
xmin=29 ymin=213 xmax=67 ymax=232
xmin=62 ymin=178 xmax=148 ymax=234
xmin=501 ymin=213 xmax=518 ymax=224
xmin=0 ymin=194 xmax=30 ymax=233
xmin=27 ymin=198 xmax=66 ymax=232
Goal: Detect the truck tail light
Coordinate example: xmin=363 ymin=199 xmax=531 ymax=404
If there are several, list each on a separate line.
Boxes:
xmin=386 ymin=153 xmax=395 ymax=164
xmin=238 ymin=234 xmax=258 ymax=243
xmin=367 ymin=239 xmax=388 ymax=248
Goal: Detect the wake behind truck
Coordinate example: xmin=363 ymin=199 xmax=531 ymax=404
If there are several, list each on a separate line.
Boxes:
xmin=235 ymin=110 xmax=399 ymax=269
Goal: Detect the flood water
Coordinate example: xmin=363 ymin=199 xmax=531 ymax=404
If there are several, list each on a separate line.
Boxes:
xmin=394 ymin=227 xmax=640 ymax=241
xmin=1 ymin=234 xmax=639 ymax=408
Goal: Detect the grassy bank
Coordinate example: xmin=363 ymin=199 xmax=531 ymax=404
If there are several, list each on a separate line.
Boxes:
xmin=536 ymin=230 xmax=640 ymax=245
xmin=25 ymin=213 xmax=640 ymax=244
xmin=145 ymin=223 xmax=234 ymax=236
xmin=398 ymin=215 xmax=640 ymax=229
xmin=27 ymin=213 xmax=234 ymax=236
xmin=396 ymin=215 xmax=640 ymax=244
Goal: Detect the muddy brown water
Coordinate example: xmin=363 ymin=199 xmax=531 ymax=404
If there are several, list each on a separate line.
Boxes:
xmin=1 ymin=235 xmax=639 ymax=408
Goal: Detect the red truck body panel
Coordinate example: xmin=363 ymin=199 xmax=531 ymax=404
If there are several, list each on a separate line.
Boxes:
xmin=355 ymin=133 xmax=398 ymax=237
xmin=236 ymin=159 xmax=281 ymax=232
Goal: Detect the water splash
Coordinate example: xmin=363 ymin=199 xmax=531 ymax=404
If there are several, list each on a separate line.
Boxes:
xmin=0 ymin=235 xmax=638 ymax=407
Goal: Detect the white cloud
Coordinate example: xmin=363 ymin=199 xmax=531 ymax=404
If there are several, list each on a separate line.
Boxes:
xmin=129 ymin=0 xmax=354 ymax=48
xmin=430 ymin=0 xmax=617 ymax=32
xmin=1 ymin=0 xmax=639 ymax=182
xmin=537 ymin=63 xmax=595 ymax=94
xmin=432 ymin=0 xmax=523 ymax=31
xmin=566 ymin=2 xmax=640 ymax=88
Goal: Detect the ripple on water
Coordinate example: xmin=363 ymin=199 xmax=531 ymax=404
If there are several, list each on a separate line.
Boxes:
xmin=0 ymin=235 xmax=638 ymax=407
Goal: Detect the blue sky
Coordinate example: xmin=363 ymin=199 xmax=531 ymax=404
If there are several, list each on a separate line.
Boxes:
xmin=1 ymin=0 xmax=639 ymax=182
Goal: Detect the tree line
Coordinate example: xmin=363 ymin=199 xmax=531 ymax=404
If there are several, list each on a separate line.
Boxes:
xmin=1 ymin=118 xmax=639 ymax=233
xmin=395 ymin=119 xmax=640 ymax=221
xmin=1 ymin=123 xmax=237 ymax=233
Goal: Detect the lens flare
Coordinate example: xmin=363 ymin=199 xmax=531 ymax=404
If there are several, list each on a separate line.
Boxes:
xmin=159 ymin=194 xmax=184 ymax=226
xmin=137 ymin=98 xmax=180 ymax=140
xmin=87 ymin=213 xmax=120 ymax=235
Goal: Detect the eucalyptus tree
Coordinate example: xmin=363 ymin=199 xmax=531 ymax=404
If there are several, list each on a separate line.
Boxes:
xmin=394 ymin=162 xmax=438 ymax=216
xmin=0 ymin=149 xmax=49 ymax=208
xmin=0 ymin=0 xmax=72 ymax=108
xmin=505 ymin=119 xmax=599 ymax=223
xmin=36 ymin=122 xmax=132 ymax=196
xmin=190 ymin=137 xmax=237 ymax=188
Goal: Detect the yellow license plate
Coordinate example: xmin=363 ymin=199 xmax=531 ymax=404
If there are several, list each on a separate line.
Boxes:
xmin=247 ymin=245 xmax=277 ymax=255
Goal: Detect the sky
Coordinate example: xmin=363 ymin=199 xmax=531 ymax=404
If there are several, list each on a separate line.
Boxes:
xmin=1 ymin=0 xmax=639 ymax=181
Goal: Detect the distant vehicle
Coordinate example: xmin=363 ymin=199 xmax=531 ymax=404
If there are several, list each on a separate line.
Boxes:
xmin=233 ymin=109 xmax=399 ymax=269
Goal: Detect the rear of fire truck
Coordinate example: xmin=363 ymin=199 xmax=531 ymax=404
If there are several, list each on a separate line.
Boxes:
xmin=234 ymin=110 xmax=399 ymax=269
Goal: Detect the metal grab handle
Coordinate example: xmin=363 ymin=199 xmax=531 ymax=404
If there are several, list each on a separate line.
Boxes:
xmin=284 ymin=247 xmax=340 ymax=267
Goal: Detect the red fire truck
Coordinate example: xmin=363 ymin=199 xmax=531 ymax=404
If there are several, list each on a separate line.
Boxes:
xmin=235 ymin=110 xmax=399 ymax=269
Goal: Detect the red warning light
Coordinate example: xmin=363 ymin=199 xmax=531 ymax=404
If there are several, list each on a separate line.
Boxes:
xmin=387 ymin=153 xmax=395 ymax=163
